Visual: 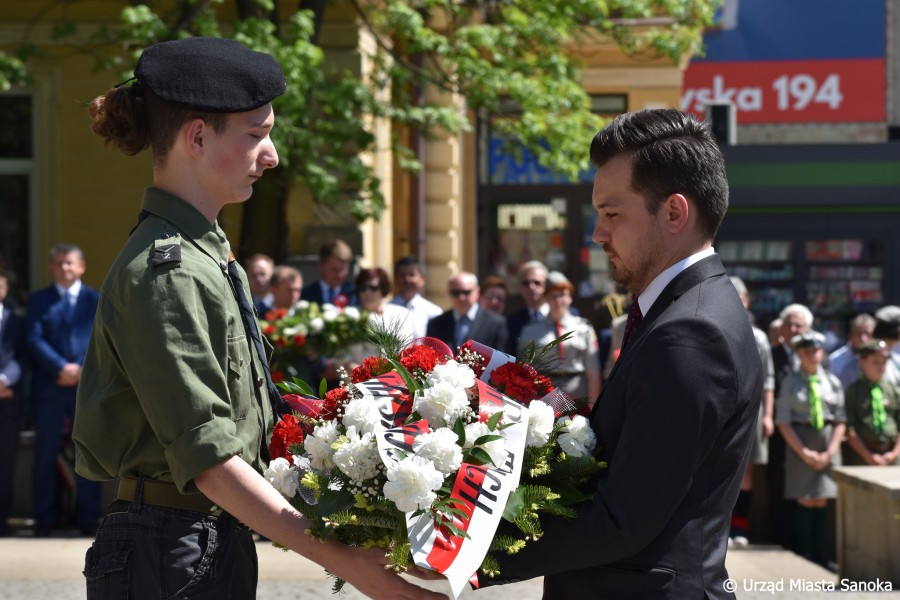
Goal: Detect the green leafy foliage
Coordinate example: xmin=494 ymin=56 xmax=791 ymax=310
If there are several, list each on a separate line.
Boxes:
xmin=1 ymin=0 xmax=714 ymax=253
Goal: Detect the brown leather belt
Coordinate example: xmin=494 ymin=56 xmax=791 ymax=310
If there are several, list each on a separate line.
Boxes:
xmin=117 ymin=478 xmax=219 ymax=515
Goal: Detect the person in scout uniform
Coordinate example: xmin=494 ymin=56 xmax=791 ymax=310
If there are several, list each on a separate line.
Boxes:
xmin=74 ymin=37 xmax=442 ymax=600
xmin=517 ymin=272 xmax=601 ymax=411
xmin=843 ymin=339 xmax=900 ymax=466
xmin=775 ymin=330 xmax=846 ymax=566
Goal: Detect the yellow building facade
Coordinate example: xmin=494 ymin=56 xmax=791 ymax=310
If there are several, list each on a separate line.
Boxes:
xmin=0 ymin=3 xmax=685 ymax=309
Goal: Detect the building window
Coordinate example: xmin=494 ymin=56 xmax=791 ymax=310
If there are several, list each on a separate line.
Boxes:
xmin=0 ymin=95 xmax=33 ymax=306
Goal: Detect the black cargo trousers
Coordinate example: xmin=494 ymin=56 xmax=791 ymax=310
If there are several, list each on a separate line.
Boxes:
xmin=83 ymin=479 xmax=257 ymax=599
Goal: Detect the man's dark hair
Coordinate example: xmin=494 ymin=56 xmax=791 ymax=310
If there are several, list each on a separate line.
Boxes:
xmin=589 ymin=108 xmax=728 ymax=240
xmin=394 ymin=255 xmax=423 ymax=276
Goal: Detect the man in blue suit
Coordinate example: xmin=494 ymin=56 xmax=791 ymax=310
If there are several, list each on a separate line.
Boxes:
xmin=301 ymin=239 xmax=357 ymax=308
xmin=25 ymin=244 xmax=101 ymax=536
xmin=0 ymin=269 xmax=25 ymax=536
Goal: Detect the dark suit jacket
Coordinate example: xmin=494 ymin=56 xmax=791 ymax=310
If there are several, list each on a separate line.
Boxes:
xmin=484 ymin=255 xmax=763 ymax=599
xmin=506 ymin=308 xmax=531 ymax=355
xmin=300 ymin=280 xmax=357 ymax=307
xmin=0 ymin=303 xmax=25 ymax=390
xmin=426 ymin=307 xmax=509 ymax=352
xmin=25 ymin=284 xmax=99 ymax=401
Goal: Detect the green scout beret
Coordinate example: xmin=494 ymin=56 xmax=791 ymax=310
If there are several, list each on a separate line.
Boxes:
xmin=857 ymin=339 xmax=889 ymax=358
xmin=791 ymin=330 xmax=826 ymax=350
xmin=133 ymin=37 xmax=286 ymax=113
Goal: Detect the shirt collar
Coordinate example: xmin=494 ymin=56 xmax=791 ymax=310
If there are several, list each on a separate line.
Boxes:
xmin=637 ymin=246 xmax=715 ymax=316
xmin=141 ymin=187 xmax=231 ymax=262
xmin=55 ymin=279 xmax=81 ymax=300
xmin=455 ymin=304 xmax=479 ymax=321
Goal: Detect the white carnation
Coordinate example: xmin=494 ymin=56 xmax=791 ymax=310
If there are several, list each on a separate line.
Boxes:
xmin=413 ymin=428 xmax=463 ymax=476
xmin=263 ymin=457 xmax=299 ymax=498
xmin=342 ymin=306 xmax=361 ymax=320
xmin=333 ymin=427 xmax=382 ymax=483
xmin=309 ymin=317 xmax=325 ymax=333
xmin=295 ymin=300 xmax=310 ymax=311
xmin=525 ymin=400 xmax=555 ymax=447
xmin=322 ymin=304 xmax=339 ymax=322
xmin=341 ymin=397 xmax=384 ymax=435
xmin=464 ymin=421 xmax=507 ymax=467
xmin=413 ymin=381 xmax=472 ymax=427
xmin=305 ymin=421 xmax=339 ymax=470
xmin=556 ymin=414 xmax=596 ymax=457
xmin=383 ymin=455 xmax=444 ymax=512
xmin=427 ymin=360 xmax=476 ymax=390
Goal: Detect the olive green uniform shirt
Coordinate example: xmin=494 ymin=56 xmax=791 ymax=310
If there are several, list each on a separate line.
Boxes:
xmin=844 ymin=377 xmax=900 ymax=447
xmin=74 ymin=187 xmax=273 ymax=493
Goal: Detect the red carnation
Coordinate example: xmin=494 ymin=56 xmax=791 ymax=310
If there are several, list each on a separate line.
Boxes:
xmin=399 ymin=345 xmax=447 ymax=374
xmin=269 ymin=414 xmax=305 ymax=461
xmin=456 ymin=340 xmax=486 ymax=378
xmin=350 ymin=356 xmax=392 ymax=383
xmin=265 ymin=308 xmax=287 ymax=321
xmin=271 ymin=370 xmax=284 ymax=383
xmin=534 ymin=373 xmax=554 ymax=397
xmin=333 ymin=294 xmax=349 ymax=309
xmin=292 ymin=334 xmax=307 ymax=346
xmin=489 ymin=362 xmax=539 ymax=405
xmin=321 ymin=387 xmax=350 ymax=421
xmin=263 ymin=324 xmax=276 ymax=336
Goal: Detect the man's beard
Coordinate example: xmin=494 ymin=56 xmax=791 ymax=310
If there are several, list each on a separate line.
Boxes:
xmin=608 ymin=235 xmax=661 ymax=295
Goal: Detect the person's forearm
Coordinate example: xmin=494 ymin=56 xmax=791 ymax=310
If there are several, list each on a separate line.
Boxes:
xmin=846 ymin=429 xmax=875 ymax=462
xmin=762 ymin=390 xmax=774 ymax=420
xmin=777 ymin=423 xmax=807 ymax=457
xmin=827 ymin=423 xmax=846 ymax=457
xmin=194 ymin=456 xmax=446 ymax=600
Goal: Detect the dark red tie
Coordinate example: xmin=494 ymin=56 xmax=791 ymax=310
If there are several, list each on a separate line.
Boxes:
xmin=621 ymin=296 xmax=643 ymax=350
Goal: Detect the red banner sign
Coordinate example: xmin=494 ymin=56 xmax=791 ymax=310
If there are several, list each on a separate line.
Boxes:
xmin=682 ymin=58 xmax=885 ymax=124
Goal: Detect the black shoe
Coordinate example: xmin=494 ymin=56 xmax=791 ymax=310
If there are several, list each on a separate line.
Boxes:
xmin=33 ymin=524 xmax=53 ymax=538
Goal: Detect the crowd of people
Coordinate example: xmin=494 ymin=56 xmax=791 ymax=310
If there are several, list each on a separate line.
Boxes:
xmin=728 ymin=283 xmax=900 ymax=569
xmin=4 ymin=240 xmax=900 ymax=560
xmin=244 ymin=243 xmax=603 ymax=410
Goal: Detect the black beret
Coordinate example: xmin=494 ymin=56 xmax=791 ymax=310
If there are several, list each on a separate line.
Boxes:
xmin=134 ymin=37 xmax=285 ymax=113
xmin=857 ymin=339 xmax=889 ymax=358
xmin=791 ymin=331 xmax=826 ymax=350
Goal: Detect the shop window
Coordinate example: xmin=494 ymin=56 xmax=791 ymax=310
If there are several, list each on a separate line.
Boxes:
xmin=491 ymin=202 xmax=568 ymax=294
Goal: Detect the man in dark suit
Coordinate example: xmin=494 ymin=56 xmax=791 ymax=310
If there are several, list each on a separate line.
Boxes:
xmin=301 ymin=239 xmax=357 ymax=308
xmin=25 ymin=244 xmax=101 ymax=536
xmin=505 ymin=260 xmax=548 ymax=354
xmin=426 ymin=271 xmax=508 ymax=352
xmin=0 ymin=269 xmax=25 ymax=536
xmin=478 ymin=109 xmax=763 ymax=599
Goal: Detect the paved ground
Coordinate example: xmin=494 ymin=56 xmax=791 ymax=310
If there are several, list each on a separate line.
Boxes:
xmin=0 ymin=532 xmax=895 ymax=599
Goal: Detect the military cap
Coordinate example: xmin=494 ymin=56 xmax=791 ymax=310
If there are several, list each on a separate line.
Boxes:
xmin=873 ymin=305 xmax=900 ymax=340
xmin=857 ymin=339 xmax=889 ymax=358
xmin=133 ymin=37 xmax=285 ymax=113
xmin=791 ymin=330 xmax=826 ymax=350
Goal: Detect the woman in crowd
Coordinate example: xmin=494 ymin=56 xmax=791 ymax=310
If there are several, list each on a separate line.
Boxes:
xmin=775 ymin=330 xmax=846 ymax=566
xmin=342 ymin=267 xmax=414 ymax=370
xmin=517 ymin=272 xmax=600 ymax=410
xmin=479 ymin=275 xmax=508 ymax=315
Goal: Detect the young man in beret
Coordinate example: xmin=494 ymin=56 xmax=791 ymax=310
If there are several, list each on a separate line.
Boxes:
xmin=75 ymin=37 xmax=442 ymax=600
